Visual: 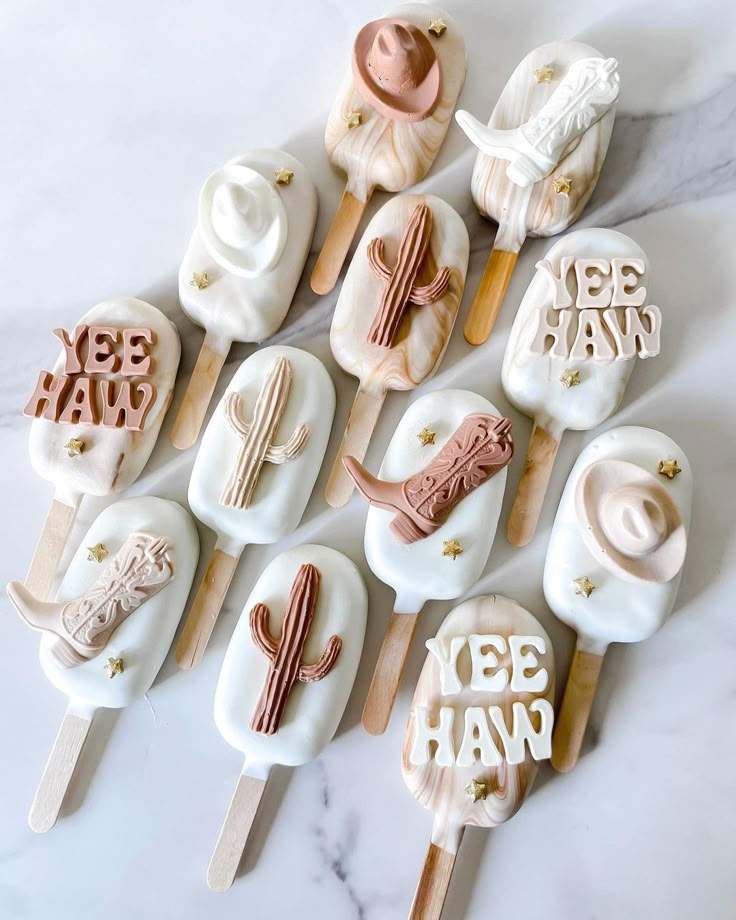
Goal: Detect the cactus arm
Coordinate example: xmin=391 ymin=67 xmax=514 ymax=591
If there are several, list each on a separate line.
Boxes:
xmin=367 ymin=238 xmax=392 ymax=283
xmin=298 ymin=635 xmax=342 ymax=682
xmin=264 ymin=423 xmax=311 ymax=464
xmin=223 ymin=392 xmax=251 ymax=439
xmin=409 ymin=266 xmax=452 ymax=305
xmin=249 ymin=603 xmax=278 ymax=660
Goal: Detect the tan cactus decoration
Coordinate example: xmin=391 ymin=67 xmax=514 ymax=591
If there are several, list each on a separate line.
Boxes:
xmin=220 ymin=356 xmax=310 ymax=509
xmin=366 ymin=203 xmax=451 ymax=347
xmin=249 ymin=563 xmax=342 ymax=735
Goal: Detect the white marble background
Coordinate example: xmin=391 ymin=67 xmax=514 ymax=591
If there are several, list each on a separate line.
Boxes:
xmin=1 ymin=1 xmax=735 ymax=918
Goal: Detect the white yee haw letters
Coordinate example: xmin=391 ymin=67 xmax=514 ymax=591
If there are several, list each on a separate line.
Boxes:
xmin=528 ymin=257 xmax=661 ymax=361
xmin=409 ymin=634 xmax=554 ymax=767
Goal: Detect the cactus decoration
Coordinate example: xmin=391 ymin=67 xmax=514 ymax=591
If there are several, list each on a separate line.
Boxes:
xmin=366 ymin=203 xmax=451 ymax=348
xmin=220 ymin=356 xmax=310 ymax=510
xmin=249 ymin=563 xmax=342 ymax=735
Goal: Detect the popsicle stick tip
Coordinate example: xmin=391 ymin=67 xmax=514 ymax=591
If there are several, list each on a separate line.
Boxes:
xmin=170 ymin=342 xmax=228 ymax=451
xmin=310 ymin=189 xmax=369 ymax=296
xmin=175 ymin=549 xmax=240 ymax=669
xmin=362 ymin=611 xmax=419 ymax=735
xmin=25 ymin=498 xmax=79 ymax=601
xmin=463 ymin=248 xmax=518 ymax=346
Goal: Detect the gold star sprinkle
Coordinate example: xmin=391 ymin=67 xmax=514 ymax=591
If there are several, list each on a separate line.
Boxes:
xmin=573 ymin=576 xmax=595 ymax=598
xmin=104 ymin=657 xmax=125 ymax=679
xmin=465 ymin=779 xmax=487 ymax=802
xmin=87 ymin=543 xmax=108 ymax=564
xmin=274 ymin=167 xmax=294 ymax=186
xmin=64 ymin=438 xmax=84 ymax=457
xmin=344 ymin=110 xmax=362 ymax=129
xmin=658 ymin=459 xmax=682 ymax=480
xmin=443 ymin=539 xmax=463 ymax=560
xmin=428 ymin=18 xmax=447 ymax=37
xmin=190 ymin=271 xmax=209 ymax=290
xmin=417 ymin=428 xmax=436 ymax=447
xmin=560 ymin=368 xmax=581 ymax=389
xmin=534 ymin=65 xmax=555 ymax=84
xmin=552 ymin=175 xmax=573 ymax=196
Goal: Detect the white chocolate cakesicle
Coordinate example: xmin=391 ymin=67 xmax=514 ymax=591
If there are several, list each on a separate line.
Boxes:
xmin=207 ymin=545 xmax=367 ymax=891
xmin=177 ymin=346 xmax=336 ymax=669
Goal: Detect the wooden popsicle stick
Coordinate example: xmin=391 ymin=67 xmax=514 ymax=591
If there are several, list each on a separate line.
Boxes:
xmin=29 ymin=710 xmax=92 ymax=833
xmin=310 ymin=188 xmax=370 ymax=295
xmin=551 ymin=648 xmax=605 ymax=773
xmin=25 ymin=497 xmax=80 ymax=601
xmin=176 ymin=548 xmax=241 ymax=669
xmin=507 ymin=422 xmax=560 ymax=547
xmin=362 ymin=611 xmax=419 ymax=736
xmin=408 ymin=840 xmax=461 ymax=920
xmin=170 ymin=339 xmax=229 ymax=450
xmin=207 ymin=772 xmax=268 ymax=891
xmin=325 ymin=387 xmax=386 ymax=508
xmin=464 ymin=247 xmax=519 ymax=345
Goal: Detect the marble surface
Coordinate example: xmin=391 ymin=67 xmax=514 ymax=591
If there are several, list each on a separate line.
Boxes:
xmin=1 ymin=1 xmax=735 ymax=918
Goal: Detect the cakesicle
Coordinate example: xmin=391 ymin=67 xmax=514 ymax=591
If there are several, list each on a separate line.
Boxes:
xmin=171 ymin=149 xmax=318 ymax=449
xmin=311 ymin=5 xmax=466 ymax=294
xmin=176 ymin=345 xmax=335 ymax=668
xmin=544 ymin=426 xmax=692 ymax=772
xmin=6 ymin=496 xmax=199 ymax=832
xmin=207 ymin=544 xmax=367 ymax=891
xmin=344 ymin=388 xmax=513 ymax=734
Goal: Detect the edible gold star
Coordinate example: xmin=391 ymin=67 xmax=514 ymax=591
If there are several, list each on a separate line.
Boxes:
xmin=344 ymin=110 xmax=362 ymax=129
xmin=465 ymin=779 xmax=487 ymax=802
xmin=534 ymin=65 xmax=555 ymax=84
xmin=417 ymin=428 xmax=436 ymax=447
xmin=87 ymin=543 xmax=108 ymax=564
xmin=443 ymin=539 xmax=463 ymax=560
xmin=274 ymin=167 xmax=294 ymax=186
xmin=552 ymin=175 xmax=573 ymax=196
xmin=64 ymin=438 xmax=84 ymax=457
xmin=560 ymin=368 xmax=581 ymax=389
xmin=190 ymin=271 xmax=209 ymax=290
xmin=657 ymin=459 xmax=682 ymax=480
xmin=428 ymin=18 xmax=447 ymax=37
xmin=573 ymin=576 xmax=595 ymax=598
xmin=104 ymin=657 xmax=125 ymax=679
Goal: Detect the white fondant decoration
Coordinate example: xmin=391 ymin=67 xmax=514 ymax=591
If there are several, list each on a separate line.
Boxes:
xmin=426 ymin=634 xmax=549 ymax=696
xmin=544 ymin=426 xmax=693 ymax=656
xmin=456 ymin=56 xmax=620 ymax=188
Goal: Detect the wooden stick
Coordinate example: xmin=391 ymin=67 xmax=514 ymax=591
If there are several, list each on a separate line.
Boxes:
xmin=207 ymin=772 xmax=268 ymax=891
xmin=25 ymin=497 xmax=80 ymax=601
xmin=310 ymin=188 xmax=370 ymax=295
xmin=325 ymin=387 xmax=386 ymax=508
xmin=408 ymin=841 xmax=460 ymax=920
xmin=463 ymin=248 xmax=519 ymax=345
xmin=507 ymin=422 xmax=560 ymax=547
xmin=551 ymin=648 xmax=605 ymax=773
xmin=170 ymin=339 xmax=229 ymax=450
xmin=362 ymin=611 xmax=419 ymax=736
xmin=176 ymin=548 xmax=241 ymax=669
xmin=29 ymin=710 xmax=92 ymax=833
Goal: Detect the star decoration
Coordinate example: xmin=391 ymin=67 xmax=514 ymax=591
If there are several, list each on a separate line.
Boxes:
xmin=658 ymin=459 xmax=682 ymax=480
xmin=443 ymin=539 xmax=463 ymax=560
xmin=87 ymin=543 xmax=108 ymax=564
xmin=552 ymin=175 xmax=573 ymax=196
xmin=465 ymin=778 xmax=487 ymax=802
xmin=344 ymin=110 xmax=362 ymax=129
xmin=428 ymin=18 xmax=447 ymax=37
xmin=534 ymin=65 xmax=555 ymax=84
xmin=560 ymin=368 xmax=581 ymax=389
xmin=274 ymin=167 xmax=294 ymax=186
xmin=417 ymin=427 xmax=436 ymax=447
xmin=573 ymin=576 xmax=595 ymax=598
xmin=64 ymin=438 xmax=84 ymax=457
xmin=104 ymin=657 xmax=125 ymax=679
xmin=190 ymin=271 xmax=209 ymax=290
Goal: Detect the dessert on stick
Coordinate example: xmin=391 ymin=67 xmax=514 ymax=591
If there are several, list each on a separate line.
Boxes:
xmin=176 ymin=345 xmax=335 ymax=669
xmin=503 ymin=227 xmax=661 ymax=547
xmin=207 ymin=544 xmax=367 ymax=891
xmin=344 ymin=389 xmax=513 ymax=734
xmin=23 ymin=298 xmax=180 ymax=600
xmin=327 ymin=193 xmax=469 ymax=507
xmin=544 ymin=426 xmax=692 ymax=772
xmin=6 ymin=496 xmax=199 ymax=832
xmin=311 ymin=5 xmax=466 ymax=295
xmin=455 ymin=42 xmax=619 ymax=344
xmin=403 ymin=594 xmax=555 ymax=919
xmin=172 ymin=150 xmax=317 ymax=449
